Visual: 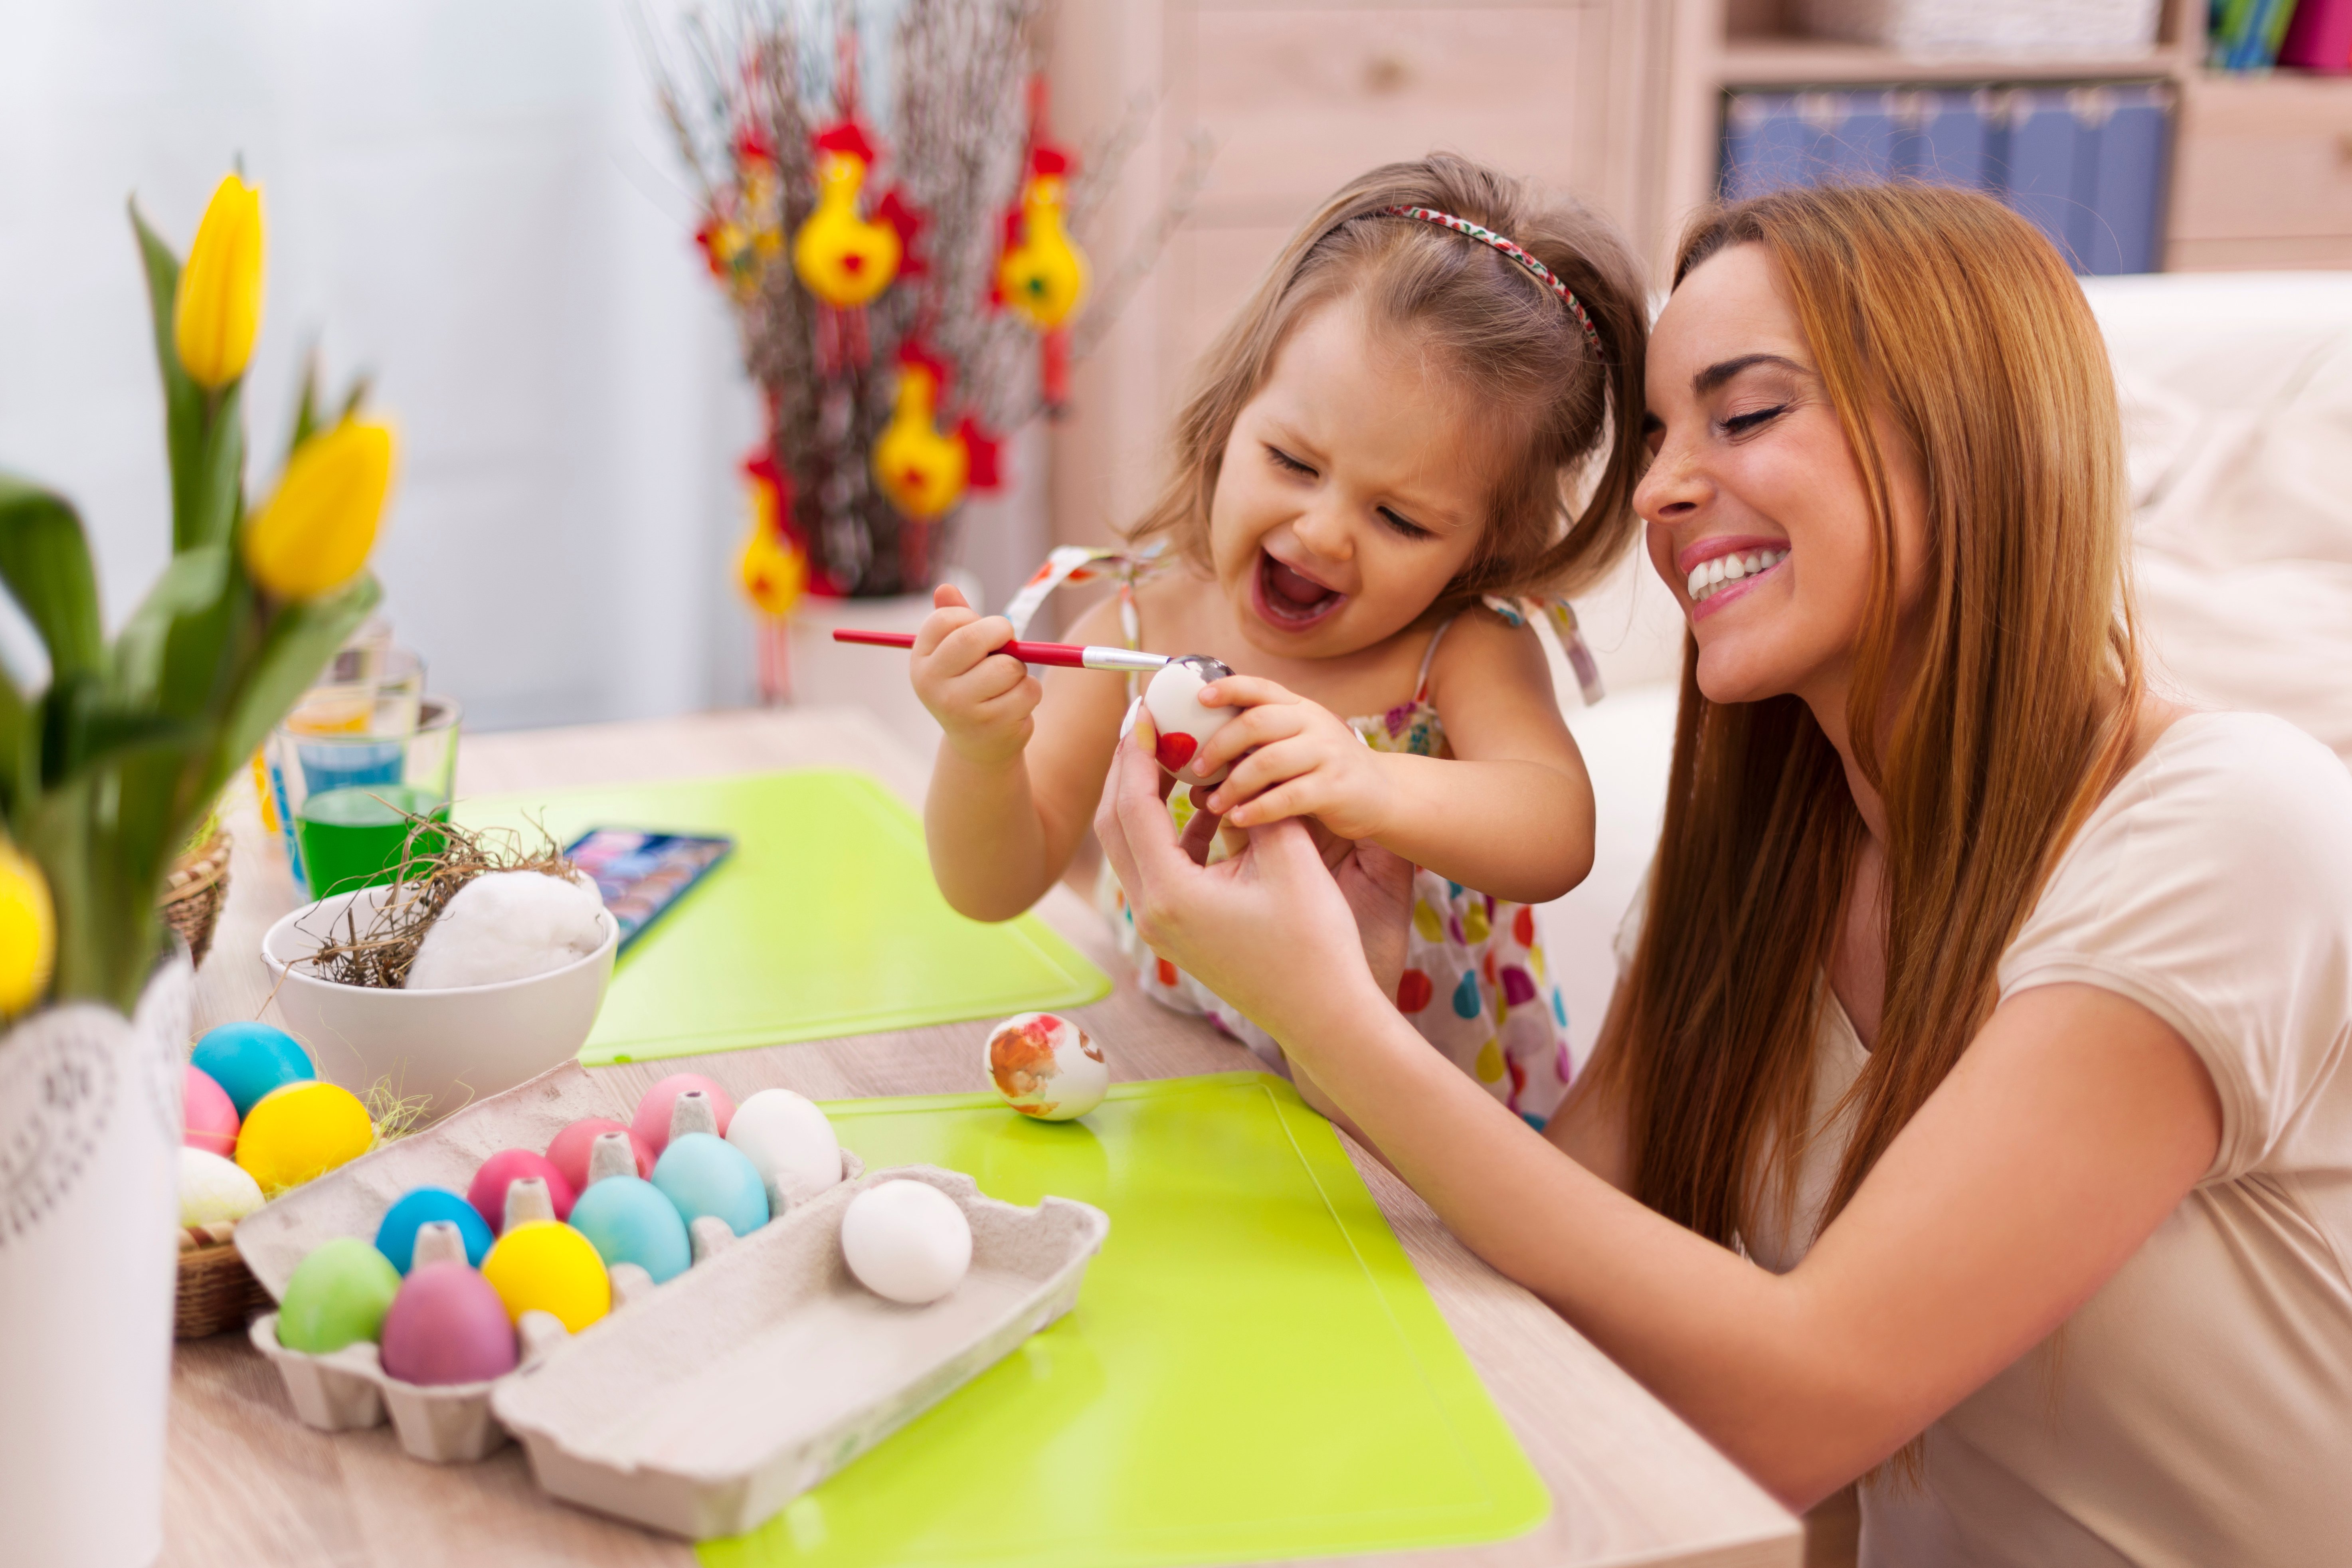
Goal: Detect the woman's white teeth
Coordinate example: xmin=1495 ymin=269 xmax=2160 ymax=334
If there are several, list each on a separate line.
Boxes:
xmin=1687 ymin=547 xmax=1788 ymax=603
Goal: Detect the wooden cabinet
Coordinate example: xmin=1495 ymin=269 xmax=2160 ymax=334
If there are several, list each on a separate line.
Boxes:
xmin=2172 ymin=74 xmax=2352 ymax=269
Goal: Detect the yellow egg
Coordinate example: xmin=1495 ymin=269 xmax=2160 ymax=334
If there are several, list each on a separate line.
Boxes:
xmin=234 ymin=1080 xmax=374 ymax=1194
xmin=481 ymin=1220 xmax=610 ymax=1334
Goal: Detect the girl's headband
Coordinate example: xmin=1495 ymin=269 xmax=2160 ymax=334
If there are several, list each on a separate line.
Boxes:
xmin=1373 ymin=205 xmax=1603 ymax=358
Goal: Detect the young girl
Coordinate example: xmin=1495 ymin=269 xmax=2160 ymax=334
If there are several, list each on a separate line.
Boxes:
xmin=910 ymin=154 xmax=1648 ymax=1127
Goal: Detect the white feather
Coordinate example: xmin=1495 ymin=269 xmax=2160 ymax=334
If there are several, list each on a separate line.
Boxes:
xmin=405 ymin=870 xmax=607 ymax=991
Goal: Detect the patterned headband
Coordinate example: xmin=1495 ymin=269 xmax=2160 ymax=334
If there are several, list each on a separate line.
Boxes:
xmin=1373 ymin=205 xmax=1603 ymax=359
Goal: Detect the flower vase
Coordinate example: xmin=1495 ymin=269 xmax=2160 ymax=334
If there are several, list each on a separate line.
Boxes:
xmin=0 ymin=953 xmax=194 ymax=1568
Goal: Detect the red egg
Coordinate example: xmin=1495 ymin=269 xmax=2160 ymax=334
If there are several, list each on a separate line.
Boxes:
xmin=546 ymin=1117 xmax=655 ymax=1191
xmin=379 ymin=1262 xmax=519 ymax=1386
xmin=632 ymin=1074 xmax=736 ymax=1155
xmin=467 ymin=1149 xmax=576 ymax=1234
xmin=182 ymin=1065 xmax=240 ymax=1158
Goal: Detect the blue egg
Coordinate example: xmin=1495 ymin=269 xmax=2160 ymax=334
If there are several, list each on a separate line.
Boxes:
xmin=191 ymin=1022 xmax=315 ymax=1118
xmin=651 ymin=1133 xmax=769 ymax=1238
xmin=375 ymin=1186 xmax=494 ymax=1274
xmin=570 ymin=1175 xmax=693 ymax=1283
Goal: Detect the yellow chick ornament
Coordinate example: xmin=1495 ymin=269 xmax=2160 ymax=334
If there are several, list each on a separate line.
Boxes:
xmin=995 ymin=148 xmax=1088 ymax=334
xmin=872 ymin=351 xmax=968 ymax=522
xmin=789 ymin=122 xmax=900 ymax=310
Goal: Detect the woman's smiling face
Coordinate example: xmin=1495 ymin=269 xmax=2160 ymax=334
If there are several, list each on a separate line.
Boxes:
xmin=1636 ymin=243 xmax=1927 ymax=711
xmin=1209 ymin=297 xmax=1497 ymax=659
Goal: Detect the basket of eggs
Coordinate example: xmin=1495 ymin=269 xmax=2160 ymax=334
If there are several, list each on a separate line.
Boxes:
xmin=176 ymin=1021 xmax=386 ymax=1339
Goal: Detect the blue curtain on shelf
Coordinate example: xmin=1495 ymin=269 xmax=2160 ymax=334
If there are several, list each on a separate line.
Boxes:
xmin=1720 ymin=83 xmax=2173 ymax=276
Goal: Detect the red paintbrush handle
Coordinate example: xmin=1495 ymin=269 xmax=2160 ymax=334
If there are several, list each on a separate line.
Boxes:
xmin=829 ymin=628 xmax=1166 ymax=674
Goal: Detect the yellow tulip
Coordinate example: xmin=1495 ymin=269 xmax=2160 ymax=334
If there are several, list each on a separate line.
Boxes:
xmin=0 ymin=840 xmax=55 ymax=1017
xmin=174 ymin=174 xmax=265 ymax=390
xmin=242 ymin=419 xmax=395 ymax=600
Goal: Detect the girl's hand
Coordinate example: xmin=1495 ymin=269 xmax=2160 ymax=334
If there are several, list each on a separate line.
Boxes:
xmin=1190 ymin=676 xmax=1390 ymax=838
xmin=1097 ymin=712 xmax=1402 ymax=1045
xmin=910 ymin=584 xmax=1040 ymax=766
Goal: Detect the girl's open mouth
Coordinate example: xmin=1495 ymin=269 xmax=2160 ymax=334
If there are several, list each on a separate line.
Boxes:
xmin=1686 ymin=544 xmax=1788 ymax=623
xmin=1252 ymin=549 xmax=1347 ymax=630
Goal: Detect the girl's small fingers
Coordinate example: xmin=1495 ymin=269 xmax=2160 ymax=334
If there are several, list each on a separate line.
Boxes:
xmin=1225 ymin=777 xmax=1314 ymax=829
xmin=1208 ymin=739 xmax=1318 ymax=814
xmin=1194 ymin=674 xmax=1297 ymax=710
xmin=1193 ymin=704 xmax=1303 ymax=774
xmin=939 ymin=614 xmax=1016 ymax=669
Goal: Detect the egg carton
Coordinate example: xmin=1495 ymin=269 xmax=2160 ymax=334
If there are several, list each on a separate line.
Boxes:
xmin=234 ymin=1059 xmax=864 ymax=1464
xmin=490 ymin=1164 xmax=1110 ymax=1541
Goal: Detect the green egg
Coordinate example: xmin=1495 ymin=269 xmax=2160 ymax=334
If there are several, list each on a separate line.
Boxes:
xmin=277 ymin=1236 xmax=402 ymax=1354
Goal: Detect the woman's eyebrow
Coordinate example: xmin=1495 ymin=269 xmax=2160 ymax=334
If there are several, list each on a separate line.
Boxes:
xmin=1693 ymin=352 xmax=1807 ymax=396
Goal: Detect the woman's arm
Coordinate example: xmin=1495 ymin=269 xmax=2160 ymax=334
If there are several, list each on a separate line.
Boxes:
xmin=923 ymin=593 xmax=1133 ymax=921
xmin=1097 ymin=725 xmax=2221 ymax=1509
xmin=1191 ymin=615 xmax=1595 ymax=904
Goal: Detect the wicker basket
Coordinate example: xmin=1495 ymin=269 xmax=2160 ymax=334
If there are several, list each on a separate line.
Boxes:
xmin=162 ymin=825 xmax=232 ymax=969
xmin=176 ymin=1229 xmax=273 ymax=1340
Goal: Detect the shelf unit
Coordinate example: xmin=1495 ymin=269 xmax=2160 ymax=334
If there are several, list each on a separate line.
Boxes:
xmin=1649 ymin=0 xmax=2352 ymax=276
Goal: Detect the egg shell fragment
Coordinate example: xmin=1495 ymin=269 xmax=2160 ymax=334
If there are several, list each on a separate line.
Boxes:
xmin=278 ymin=1236 xmax=403 ymax=1354
xmin=235 ymin=1080 xmax=374 ymax=1194
xmin=725 ymin=1088 xmax=843 ymax=1205
xmin=379 ymin=1261 xmax=519 ymax=1386
xmin=469 ymin=1149 xmax=576 ymax=1235
xmin=481 ymin=1220 xmax=610 ymax=1333
xmin=191 ymin=1021 xmax=315 ymax=1118
xmin=1142 ymin=656 xmax=1238 ymax=788
xmin=651 ymin=1132 xmax=769 ymax=1238
xmin=840 ymin=1179 xmax=973 ymax=1305
xmin=182 ymin=1065 xmax=240 ymax=1157
xmin=546 ymin=1116 xmax=655 ymax=1192
xmin=633 ymin=1074 xmax=735 ymax=1156
xmin=178 ymin=1147 xmax=265 ymax=1228
xmin=376 ymin=1186 xmax=495 ymax=1273
xmin=986 ymin=1011 xmax=1109 ymax=1121
xmin=569 ymin=1175 xmax=693 ymax=1284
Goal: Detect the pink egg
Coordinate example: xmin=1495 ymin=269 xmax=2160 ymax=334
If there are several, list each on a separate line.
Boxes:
xmin=183 ymin=1065 xmax=240 ymax=1158
xmin=467 ymin=1149 xmax=576 ymax=1235
xmin=632 ymin=1074 xmax=736 ymax=1155
xmin=379 ymin=1262 xmax=519 ymax=1386
xmin=546 ymin=1117 xmax=655 ymax=1192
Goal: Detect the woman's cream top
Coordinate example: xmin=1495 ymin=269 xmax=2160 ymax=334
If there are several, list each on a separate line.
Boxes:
xmin=1630 ymin=711 xmax=2352 ymax=1566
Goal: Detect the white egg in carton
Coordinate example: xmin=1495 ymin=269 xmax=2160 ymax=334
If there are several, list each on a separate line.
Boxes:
xmin=490 ymin=1164 xmax=1109 ymax=1540
xmin=233 ymin=1060 xmax=861 ymax=1465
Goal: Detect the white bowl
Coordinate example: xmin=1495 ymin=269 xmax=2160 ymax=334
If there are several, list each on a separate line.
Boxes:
xmin=261 ymin=883 xmax=619 ymax=1123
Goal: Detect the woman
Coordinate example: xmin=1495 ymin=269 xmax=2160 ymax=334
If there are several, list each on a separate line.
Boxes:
xmin=1097 ymin=182 xmax=2352 ymax=1565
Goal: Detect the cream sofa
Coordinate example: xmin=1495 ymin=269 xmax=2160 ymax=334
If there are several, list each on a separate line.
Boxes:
xmin=1542 ymin=272 xmax=2352 ymax=1067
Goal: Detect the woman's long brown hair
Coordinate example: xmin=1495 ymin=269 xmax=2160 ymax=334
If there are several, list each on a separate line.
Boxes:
xmin=1589 ymin=183 xmax=2144 ymax=1248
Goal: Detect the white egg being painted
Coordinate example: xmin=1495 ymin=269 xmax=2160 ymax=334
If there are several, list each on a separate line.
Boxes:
xmin=1142 ymin=655 xmax=1238 ymax=787
xmin=984 ymin=1011 xmax=1108 ymax=1121
xmin=840 ymin=1180 xmax=973 ymax=1305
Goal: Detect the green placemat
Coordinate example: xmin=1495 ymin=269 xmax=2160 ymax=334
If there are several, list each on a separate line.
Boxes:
xmin=700 ymin=1074 xmax=1549 ymax=1568
xmin=458 ymin=770 xmax=1109 ymax=1064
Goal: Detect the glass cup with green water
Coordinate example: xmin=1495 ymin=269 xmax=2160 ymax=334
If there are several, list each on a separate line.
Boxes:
xmin=296 ymin=783 xmax=451 ymax=899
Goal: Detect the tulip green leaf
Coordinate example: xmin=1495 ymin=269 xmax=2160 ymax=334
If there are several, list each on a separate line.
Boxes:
xmin=110 ymin=545 xmax=230 ymax=708
xmin=0 ymin=473 xmax=104 ymax=682
xmin=210 ymin=569 xmax=381 ymax=797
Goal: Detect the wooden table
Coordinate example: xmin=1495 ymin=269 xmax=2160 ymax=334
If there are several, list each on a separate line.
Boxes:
xmin=163 ymin=708 xmax=1799 ymax=1568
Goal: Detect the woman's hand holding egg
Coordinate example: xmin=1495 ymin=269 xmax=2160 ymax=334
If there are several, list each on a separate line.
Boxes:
xmin=1190 ymin=676 xmax=1390 ymax=840
xmin=910 ymin=583 xmax=1041 ymax=766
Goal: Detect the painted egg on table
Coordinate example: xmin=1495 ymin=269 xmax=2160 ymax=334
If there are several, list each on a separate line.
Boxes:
xmin=1141 ymin=655 xmax=1238 ymax=788
xmin=190 ymin=1021 xmax=314 ymax=1118
xmin=375 ymin=1186 xmax=495 ymax=1273
xmin=178 ymin=1147 xmax=263 ymax=1228
xmin=182 ymin=1065 xmax=240 ymax=1157
xmin=985 ymin=1012 xmax=1108 ymax=1122
xmin=277 ymin=1236 xmax=402 ymax=1354
xmin=726 ymin=1089 xmax=843 ymax=1202
xmin=569 ymin=1175 xmax=692 ymax=1284
xmin=468 ymin=1149 xmax=576 ymax=1235
xmin=481 ymin=1220 xmax=610 ymax=1333
xmin=235 ymin=1080 xmax=373 ymax=1195
xmin=378 ymin=1262 xmax=518 ymax=1386
xmin=840 ymin=1180 xmax=972 ymax=1305
xmin=545 ymin=1116 xmax=655 ymax=1193
xmin=633 ymin=1073 xmax=736 ymax=1155
xmin=651 ymin=1132 xmax=769 ymax=1238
